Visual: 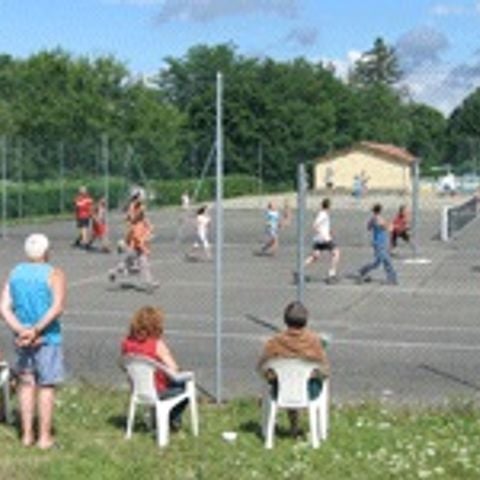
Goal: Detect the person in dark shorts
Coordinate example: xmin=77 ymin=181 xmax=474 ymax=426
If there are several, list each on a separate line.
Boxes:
xmin=73 ymin=186 xmax=93 ymax=248
xmin=304 ymin=198 xmax=340 ymax=283
xmin=390 ymin=205 xmax=411 ymax=253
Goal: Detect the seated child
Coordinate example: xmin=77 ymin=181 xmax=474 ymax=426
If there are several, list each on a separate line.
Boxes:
xmin=121 ymin=306 xmax=187 ymax=429
xmin=258 ymin=301 xmax=330 ymax=435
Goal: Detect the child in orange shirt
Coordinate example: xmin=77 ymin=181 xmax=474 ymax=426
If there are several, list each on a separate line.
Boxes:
xmin=109 ymin=211 xmax=158 ymax=289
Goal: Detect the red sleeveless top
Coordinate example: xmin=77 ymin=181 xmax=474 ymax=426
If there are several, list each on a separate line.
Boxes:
xmin=121 ymin=337 xmax=168 ymax=392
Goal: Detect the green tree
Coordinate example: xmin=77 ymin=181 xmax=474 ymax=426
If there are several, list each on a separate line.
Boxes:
xmin=350 ymin=37 xmax=402 ymax=88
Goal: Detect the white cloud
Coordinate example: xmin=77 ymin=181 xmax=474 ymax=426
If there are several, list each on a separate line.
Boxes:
xmin=430 ymin=1 xmax=480 ymax=16
xmin=154 ymin=0 xmax=298 ymax=23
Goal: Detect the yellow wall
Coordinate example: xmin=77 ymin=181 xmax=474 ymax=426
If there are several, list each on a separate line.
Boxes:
xmin=314 ymin=151 xmax=411 ymax=192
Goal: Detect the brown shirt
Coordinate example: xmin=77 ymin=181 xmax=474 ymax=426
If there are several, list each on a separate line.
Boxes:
xmin=258 ymin=327 xmax=330 ymax=377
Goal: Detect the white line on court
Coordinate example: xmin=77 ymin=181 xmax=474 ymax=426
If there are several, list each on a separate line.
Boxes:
xmin=61 ymin=323 xmax=480 ymax=352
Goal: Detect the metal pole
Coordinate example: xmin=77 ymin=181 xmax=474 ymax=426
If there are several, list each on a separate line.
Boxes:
xmin=258 ymin=142 xmax=263 ymax=195
xmin=16 ymin=138 xmax=23 ymax=218
xmin=102 ymin=134 xmax=110 ymax=211
xmin=296 ymin=162 xmax=307 ymax=303
xmin=1 ymin=136 xmax=7 ymax=239
xmin=58 ymin=142 xmax=65 ymax=213
xmin=411 ymin=158 xmax=420 ymax=257
xmin=215 ymin=72 xmax=224 ymax=404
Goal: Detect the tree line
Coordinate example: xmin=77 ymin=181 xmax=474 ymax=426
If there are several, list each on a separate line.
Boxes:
xmin=0 ymin=39 xmax=479 ymax=186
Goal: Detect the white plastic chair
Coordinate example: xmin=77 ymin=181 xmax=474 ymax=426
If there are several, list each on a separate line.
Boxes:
xmin=0 ymin=361 xmax=12 ymax=424
xmin=123 ymin=355 xmax=199 ymax=447
xmin=260 ymin=358 xmax=330 ymax=449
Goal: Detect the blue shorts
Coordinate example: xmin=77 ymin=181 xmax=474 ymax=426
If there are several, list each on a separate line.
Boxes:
xmin=16 ymin=344 xmax=65 ymax=386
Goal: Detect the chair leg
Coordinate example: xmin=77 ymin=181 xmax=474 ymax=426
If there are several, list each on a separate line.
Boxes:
xmin=156 ymin=407 xmax=170 ymax=448
xmin=125 ymin=398 xmax=136 ymax=439
xmin=265 ymin=402 xmax=277 ymax=449
xmin=189 ymin=390 xmax=199 ymax=437
xmin=4 ymin=381 xmax=11 ymax=424
xmin=308 ymin=405 xmax=320 ymax=449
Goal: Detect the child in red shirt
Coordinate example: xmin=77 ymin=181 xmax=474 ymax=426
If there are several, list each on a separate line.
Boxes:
xmin=390 ymin=205 xmax=410 ymax=251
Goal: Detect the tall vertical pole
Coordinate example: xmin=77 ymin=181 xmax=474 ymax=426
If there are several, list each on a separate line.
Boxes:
xmin=58 ymin=142 xmax=65 ymax=213
xmin=258 ymin=142 xmax=263 ymax=195
xmin=1 ymin=136 xmax=7 ymax=239
xmin=411 ymin=158 xmax=420 ymax=257
xmin=215 ymin=72 xmax=224 ymax=404
xmin=102 ymin=134 xmax=110 ymax=212
xmin=296 ymin=162 xmax=307 ymax=303
xmin=16 ymin=138 xmax=23 ymax=218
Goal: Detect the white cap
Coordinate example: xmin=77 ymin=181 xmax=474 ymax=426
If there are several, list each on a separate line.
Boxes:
xmin=24 ymin=233 xmax=50 ymax=260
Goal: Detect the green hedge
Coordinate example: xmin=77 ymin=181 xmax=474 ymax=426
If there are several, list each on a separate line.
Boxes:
xmin=1 ymin=175 xmax=287 ymax=219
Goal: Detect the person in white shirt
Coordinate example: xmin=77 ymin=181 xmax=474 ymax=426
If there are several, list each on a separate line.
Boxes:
xmin=304 ymin=198 xmax=340 ymax=283
xmin=188 ymin=205 xmax=211 ymax=260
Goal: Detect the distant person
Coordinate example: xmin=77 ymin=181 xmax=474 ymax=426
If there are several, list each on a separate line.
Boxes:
xmin=258 ymin=301 xmax=330 ymax=436
xmin=352 ymin=175 xmax=362 ymax=199
xmin=390 ymin=205 xmax=411 ymax=253
xmin=357 ymin=203 xmax=398 ymax=285
xmin=88 ymin=197 xmax=110 ymax=253
xmin=110 ymin=209 xmax=157 ymax=289
xmin=181 ymin=192 xmax=191 ymax=211
xmin=304 ymin=198 xmax=340 ymax=283
xmin=281 ymin=198 xmax=293 ymax=228
xmin=0 ymin=234 xmax=66 ymax=449
xmin=73 ymin=186 xmax=93 ymax=248
xmin=259 ymin=202 xmax=281 ymax=256
xmin=121 ymin=306 xmax=188 ymax=431
xmin=324 ymin=166 xmax=335 ymax=191
xmin=360 ymin=170 xmax=370 ymax=196
xmin=187 ymin=206 xmax=211 ymax=261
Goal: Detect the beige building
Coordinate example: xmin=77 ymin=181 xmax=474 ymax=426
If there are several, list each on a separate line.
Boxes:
xmin=314 ymin=142 xmax=417 ymax=193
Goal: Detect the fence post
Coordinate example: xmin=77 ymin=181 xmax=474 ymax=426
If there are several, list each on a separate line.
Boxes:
xmin=16 ymin=138 xmax=23 ymax=219
xmin=102 ymin=134 xmax=110 ymax=210
xmin=58 ymin=142 xmax=65 ymax=214
xmin=296 ymin=162 xmax=307 ymax=303
xmin=1 ymin=135 xmax=7 ymax=239
xmin=215 ymin=71 xmax=224 ymax=404
xmin=411 ymin=158 xmax=420 ymax=256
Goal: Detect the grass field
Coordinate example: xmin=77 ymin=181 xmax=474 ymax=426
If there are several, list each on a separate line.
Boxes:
xmin=1 ymin=385 xmax=479 ymax=480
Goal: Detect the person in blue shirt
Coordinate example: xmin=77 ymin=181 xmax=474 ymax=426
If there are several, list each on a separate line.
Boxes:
xmin=1 ymin=234 xmax=66 ymax=449
xmin=259 ymin=202 xmax=281 ymax=256
xmin=358 ymin=204 xmax=398 ymax=285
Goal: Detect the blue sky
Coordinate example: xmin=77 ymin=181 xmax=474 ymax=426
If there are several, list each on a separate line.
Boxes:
xmin=1 ymin=0 xmax=480 ymax=113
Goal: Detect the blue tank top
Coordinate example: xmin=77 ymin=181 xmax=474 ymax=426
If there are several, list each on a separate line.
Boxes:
xmin=9 ymin=262 xmax=62 ymax=345
xmin=369 ymin=216 xmax=387 ymax=247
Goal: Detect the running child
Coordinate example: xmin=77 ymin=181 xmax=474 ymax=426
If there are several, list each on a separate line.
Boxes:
xmin=390 ymin=205 xmax=411 ymax=253
xmin=109 ymin=209 xmax=158 ymax=289
xmin=88 ymin=197 xmax=110 ymax=253
xmin=187 ymin=206 xmax=211 ymax=261
xmin=258 ymin=202 xmax=281 ymax=256
xmin=304 ymin=198 xmax=340 ymax=283
xmin=358 ymin=203 xmax=398 ymax=285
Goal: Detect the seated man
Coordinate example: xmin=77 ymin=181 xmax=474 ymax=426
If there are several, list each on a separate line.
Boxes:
xmin=257 ymin=301 xmax=330 ymax=436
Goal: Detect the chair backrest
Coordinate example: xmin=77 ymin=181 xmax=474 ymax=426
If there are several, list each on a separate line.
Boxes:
xmin=262 ymin=358 xmax=321 ymax=408
xmin=123 ymin=355 xmax=159 ymax=404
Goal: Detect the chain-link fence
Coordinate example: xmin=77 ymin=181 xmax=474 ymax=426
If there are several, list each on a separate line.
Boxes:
xmin=1 ymin=132 xmax=480 ymax=407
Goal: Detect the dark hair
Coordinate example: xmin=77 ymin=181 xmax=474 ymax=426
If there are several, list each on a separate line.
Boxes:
xmin=372 ymin=203 xmax=382 ymax=214
xmin=284 ymin=301 xmax=308 ymax=329
xmin=322 ymin=198 xmax=331 ymax=209
xmin=197 ymin=206 xmax=207 ymax=215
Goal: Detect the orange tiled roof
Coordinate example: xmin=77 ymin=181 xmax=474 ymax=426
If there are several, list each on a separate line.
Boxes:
xmin=359 ymin=141 xmax=416 ymax=164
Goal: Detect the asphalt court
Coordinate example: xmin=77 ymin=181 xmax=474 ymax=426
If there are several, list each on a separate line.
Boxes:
xmin=1 ymin=198 xmax=480 ymax=404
